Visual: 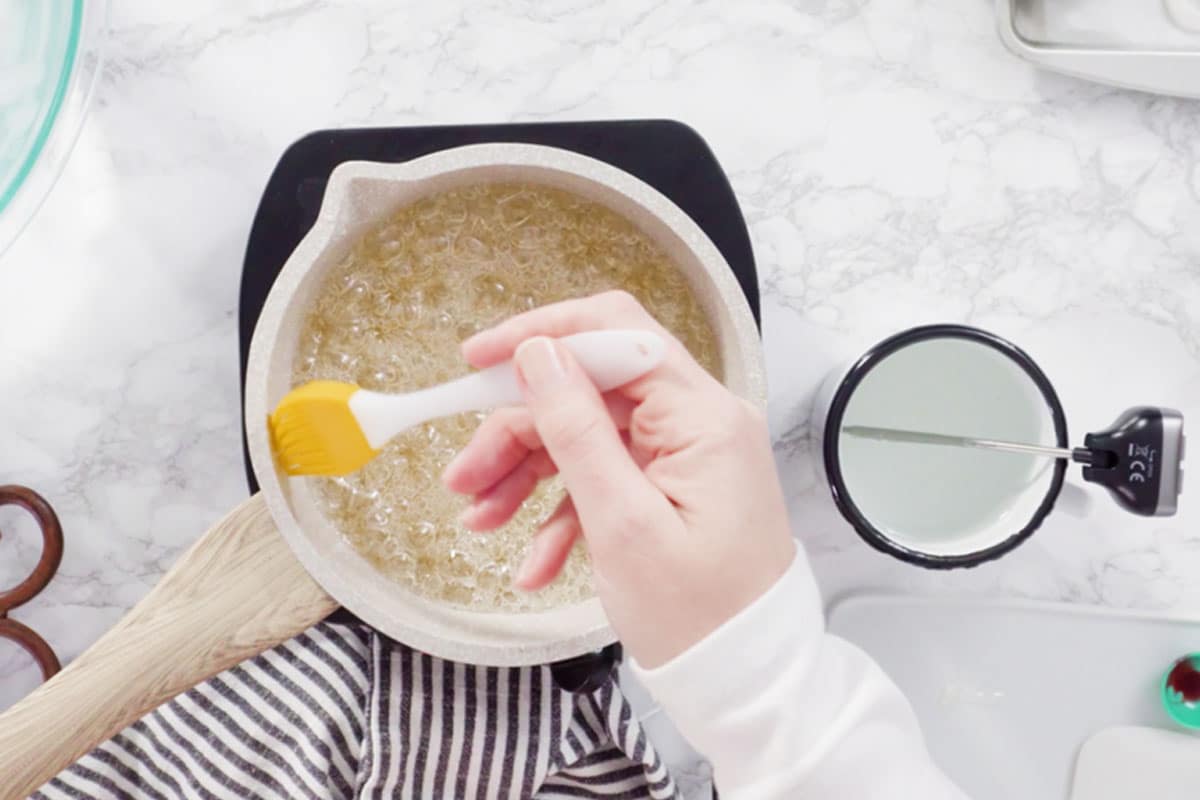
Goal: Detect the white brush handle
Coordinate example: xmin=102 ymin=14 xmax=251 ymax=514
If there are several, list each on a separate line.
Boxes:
xmin=350 ymin=330 xmax=667 ymax=449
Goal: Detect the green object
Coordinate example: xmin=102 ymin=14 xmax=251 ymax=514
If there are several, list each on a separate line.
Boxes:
xmin=1161 ymin=653 xmax=1200 ymax=729
xmin=0 ymin=0 xmax=107 ymax=258
xmin=0 ymin=0 xmax=82 ymax=213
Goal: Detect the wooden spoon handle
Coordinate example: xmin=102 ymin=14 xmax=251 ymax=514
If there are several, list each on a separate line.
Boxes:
xmin=0 ymin=493 xmax=337 ymax=799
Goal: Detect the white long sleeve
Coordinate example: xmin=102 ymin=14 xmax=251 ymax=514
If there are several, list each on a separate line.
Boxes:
xmin=631 ymin=552 xmax=967 ymax=799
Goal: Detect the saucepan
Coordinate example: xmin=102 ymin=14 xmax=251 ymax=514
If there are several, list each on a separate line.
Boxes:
xmin=0 ymin=143 xmax=765 ymax=797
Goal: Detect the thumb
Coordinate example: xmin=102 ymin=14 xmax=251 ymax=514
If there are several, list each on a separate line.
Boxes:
xmin=514 ymin=336 xmax=657 ymax=527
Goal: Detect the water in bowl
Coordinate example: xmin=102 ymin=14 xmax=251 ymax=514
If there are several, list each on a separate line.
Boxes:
xmin=838 ymin=338 xmax=1057 ymax=557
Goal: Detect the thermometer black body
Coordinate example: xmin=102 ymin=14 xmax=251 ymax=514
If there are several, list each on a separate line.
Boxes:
xmin=1081 ymin=407 xmax=1185 ymax=517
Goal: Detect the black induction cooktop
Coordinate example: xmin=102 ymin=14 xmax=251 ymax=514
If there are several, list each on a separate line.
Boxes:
xmin=236 ymin=120 xmax=759 ymax=694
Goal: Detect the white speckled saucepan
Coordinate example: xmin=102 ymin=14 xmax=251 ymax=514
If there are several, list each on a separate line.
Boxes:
xmin=245 ymin=143 xmax=766 ymax=667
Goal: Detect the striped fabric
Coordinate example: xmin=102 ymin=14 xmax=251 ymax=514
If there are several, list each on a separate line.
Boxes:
xmin=34 ymin=621 xmax=682 ymax=800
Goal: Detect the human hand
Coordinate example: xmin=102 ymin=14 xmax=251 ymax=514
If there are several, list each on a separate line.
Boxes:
xmin=442 ymin=291 xmax=795 ymax=668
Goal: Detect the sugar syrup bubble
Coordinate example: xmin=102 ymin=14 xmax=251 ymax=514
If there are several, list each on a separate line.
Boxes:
xmin=292 ymin=182 xmax=721 ymax=612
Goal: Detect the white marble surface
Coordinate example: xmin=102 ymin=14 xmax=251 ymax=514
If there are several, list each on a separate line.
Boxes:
xmin=1 ymin=0 xmax=1199 ymax=785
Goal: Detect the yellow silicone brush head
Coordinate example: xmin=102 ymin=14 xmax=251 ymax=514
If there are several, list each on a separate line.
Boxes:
xmin=268 ymin=381 xmax=379 ymax=476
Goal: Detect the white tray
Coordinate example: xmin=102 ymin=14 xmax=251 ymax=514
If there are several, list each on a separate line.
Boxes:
xmin=828 ymin=594 xmax=1200 ymax=799
xmin=996 ymin=0 xmax=1200 ymax=98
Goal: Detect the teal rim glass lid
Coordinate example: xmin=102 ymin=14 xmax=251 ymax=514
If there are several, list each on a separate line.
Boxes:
xmin=0 ymin=0 xmax=106 ymax=258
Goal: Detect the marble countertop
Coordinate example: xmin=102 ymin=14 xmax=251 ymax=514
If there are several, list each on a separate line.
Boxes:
xmin=1 ymin=0 xmax=1198 ymax=756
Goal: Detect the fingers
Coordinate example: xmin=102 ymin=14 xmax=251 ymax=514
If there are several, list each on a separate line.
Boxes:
xmin=513 ymin=498 xmax=581 ymax=591
xmin=462 ymin=291 xmax=666 ymax=368
xmin=458 ymin=449 xmax=556 ymax=532
xmin=442 ymin=407 xmax=542 ymax=496
xmin=443 ymin=394 xmax=636 ymax=497
xmin=513 ymin=336 xmax=665 ymax=530
xmin=462 ymin=291 xmax=713 ymax=406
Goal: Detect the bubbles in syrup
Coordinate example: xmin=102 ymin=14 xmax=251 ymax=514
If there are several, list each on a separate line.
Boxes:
xmin=293 ymin=182 xmax=720 ymax=612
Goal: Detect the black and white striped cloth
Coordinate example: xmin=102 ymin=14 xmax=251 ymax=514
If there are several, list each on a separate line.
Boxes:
xmin=35 ymin=619 xmax=683 ymax=799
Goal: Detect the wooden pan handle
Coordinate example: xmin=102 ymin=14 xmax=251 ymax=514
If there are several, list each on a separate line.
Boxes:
xmin=0 ymin=493 xmax=338 ymax=799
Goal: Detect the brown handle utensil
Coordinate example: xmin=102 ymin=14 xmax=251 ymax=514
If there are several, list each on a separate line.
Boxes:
xmin=0 ymin=493 xmax=337 ymax=799
xmin=0 ymin=486 xmax=65 ymax=682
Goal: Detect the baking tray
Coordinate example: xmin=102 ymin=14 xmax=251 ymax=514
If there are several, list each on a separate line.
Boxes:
xmin=997 ymin=0 xmax=1200 ymax=97
xmin=830 ymin=593 xmax=1200 ymax=799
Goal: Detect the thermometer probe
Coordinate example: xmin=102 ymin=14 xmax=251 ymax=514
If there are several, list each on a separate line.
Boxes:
xmin=844 ymin=406 xmax=1185 ymax=517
